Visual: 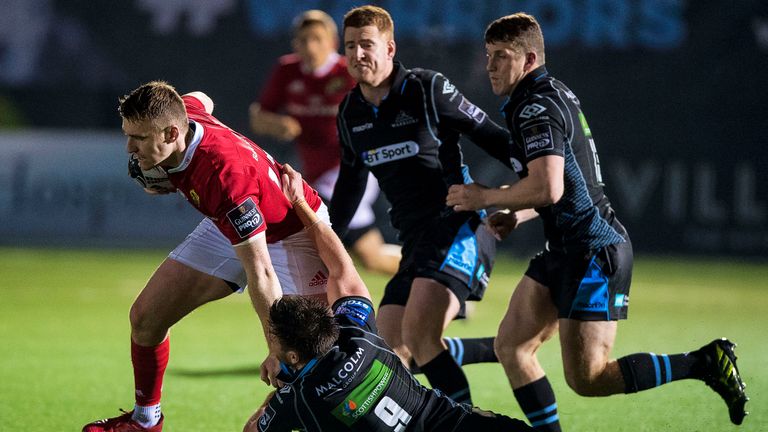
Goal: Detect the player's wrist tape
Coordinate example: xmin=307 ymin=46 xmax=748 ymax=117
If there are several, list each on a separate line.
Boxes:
xmin=292 ymin=198 xmax=320 ymax=227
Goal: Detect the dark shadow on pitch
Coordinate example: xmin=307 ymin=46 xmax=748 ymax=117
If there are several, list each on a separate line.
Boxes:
xmin=168 ymin=365 xmax=260 ymax=378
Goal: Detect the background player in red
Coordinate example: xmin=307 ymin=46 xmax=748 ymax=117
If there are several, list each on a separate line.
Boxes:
xmin=249 ymin=9 xmax=401 ymax=275
xmin=83 ymin=81 xmax=329 ymax=432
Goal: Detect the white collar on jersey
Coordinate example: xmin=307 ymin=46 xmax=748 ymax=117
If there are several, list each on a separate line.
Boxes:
xmin=168 ymin=120 xmax=203 ymax=173
xmin=301 ymin=52 xmax=340 ymax=78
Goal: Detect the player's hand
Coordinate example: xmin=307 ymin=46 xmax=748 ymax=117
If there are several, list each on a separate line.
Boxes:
xmin=486 ymin=209 xmax=519 ymax=240
xmin=260 ymin=353 xmax=284 ymax=388
xmin=280 ymin=164 xmax=306 ymax=204
xmin=446 ymin=183 xmax=489 ymax=212
xmin=277 ymin=117 xmax=302 ymax=141
xmin=243 ymin=390 xmax=276 ymax=432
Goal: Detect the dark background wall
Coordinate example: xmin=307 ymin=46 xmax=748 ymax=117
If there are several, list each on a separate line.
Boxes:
xmin=1 ymin=0 xmax=766 ymax=257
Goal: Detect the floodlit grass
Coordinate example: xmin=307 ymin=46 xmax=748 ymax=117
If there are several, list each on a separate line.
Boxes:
xmin=0 ymin=248 xmax=765 ymax=430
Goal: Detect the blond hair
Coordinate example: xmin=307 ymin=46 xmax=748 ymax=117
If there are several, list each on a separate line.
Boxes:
xmin=118 ymin=81 xmax=187 ymax=129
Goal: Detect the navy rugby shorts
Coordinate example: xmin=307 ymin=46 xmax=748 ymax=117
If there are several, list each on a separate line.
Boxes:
xmin=380 ymin=212 xmax=496 ymax=318
xmin=525 ymin=240 xmax=633 ymax=320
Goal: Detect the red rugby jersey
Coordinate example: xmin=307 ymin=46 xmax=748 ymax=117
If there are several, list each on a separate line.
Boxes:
xmin=258 ymin=53 xmax=355 ymax=182
xmin=169 ymin=95 xmax=321 ymax=245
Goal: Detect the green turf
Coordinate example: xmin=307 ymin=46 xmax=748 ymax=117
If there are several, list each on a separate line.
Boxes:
xmin=0 ymin=247 xmax=765 ymax=431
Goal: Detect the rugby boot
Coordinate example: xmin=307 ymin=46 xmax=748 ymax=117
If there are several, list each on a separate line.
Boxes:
xmin=83 ymin=409 xmax=163 ymax=432
xmin=699 ymin=338 xmax=749 ymax=425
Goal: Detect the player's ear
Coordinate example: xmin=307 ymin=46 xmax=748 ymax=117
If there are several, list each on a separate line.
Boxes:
xmin=286 ymin=350 xmax=301 ymax=366
xmin=164 ymin=125 xmax=179 ymax=143
xmin=524 ymin=51 xmax=538 ymax=72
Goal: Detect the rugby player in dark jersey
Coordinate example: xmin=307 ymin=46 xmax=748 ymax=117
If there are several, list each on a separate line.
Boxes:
xmin=243 ymin=164 xmax=532 ymax=432
xmin=446 ymin=13 xmax=749 ymax=430
xmin=330 ymin=5 xmax=512 ymax=405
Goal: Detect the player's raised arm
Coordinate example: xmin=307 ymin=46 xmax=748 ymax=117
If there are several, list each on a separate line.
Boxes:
xmin=281 ymin=164 xmax=371 ymax=304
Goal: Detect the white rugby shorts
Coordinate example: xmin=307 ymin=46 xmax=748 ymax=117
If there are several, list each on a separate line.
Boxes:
xmin=313 ymin=167 xmax=379 ymax=230
xmin=168 ymin=204 xmax=330 ymax=296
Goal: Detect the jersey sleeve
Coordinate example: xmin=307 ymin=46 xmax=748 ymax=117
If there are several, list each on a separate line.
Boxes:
xmin=329 ymin=109 xmax=370 ymax=237
xmin=183 ymin=95 xmax=207 ymax=116
xmin=258 ymin=62 xmax=288 ymax=113
xmin=255 ymin=386 xmax=302 ymax=431
xmin=332 ymin=296 xmax=376 ymax=332
xmin=426 ymin=73 xmax=513 ymax=168
xmin=211 ymin=171 xmax=268 ymax=245
xmin=512 ymin=97 xmax=567 ymax=164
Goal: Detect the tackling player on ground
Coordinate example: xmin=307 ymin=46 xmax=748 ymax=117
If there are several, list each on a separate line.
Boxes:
xmin=446 ymin=13 xmax=749 ymax=429
xmin=242 ymin=163 xmax=533 ymax=432
xmin=83 ymin=81 xmax=330 ymax=431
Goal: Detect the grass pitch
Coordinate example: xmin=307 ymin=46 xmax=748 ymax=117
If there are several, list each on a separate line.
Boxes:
xmin=0 ymin=247 xmax=765 ymax=431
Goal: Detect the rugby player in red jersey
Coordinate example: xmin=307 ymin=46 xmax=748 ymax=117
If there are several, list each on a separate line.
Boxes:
xmin=83 ymin=81 xmax=328 ymax=431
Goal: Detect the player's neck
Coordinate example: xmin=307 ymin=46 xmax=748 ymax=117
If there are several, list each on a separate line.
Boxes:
xmin=360 ymin=76 xmax=393 ymax=107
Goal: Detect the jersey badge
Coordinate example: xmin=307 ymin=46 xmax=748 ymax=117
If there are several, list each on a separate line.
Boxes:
xmin=226 ymin=197 xmax=264 ymax=238
xmin=189 ymin=189 xmax=200 ymax=207
xmin=519 ymin=103 xmax=547 ymax=119
xmin=458 ymin=96 xmax=487 ymax=124
xmin=522 ymin=123 xmax=555 ymax=157
xmin=510 ymin=157 xmax=524 ymax=173
xmin=326 ymin=77 xmax=347 ymax=95
xmin=391 ymin=111 xmax=418 ymax=128
xmin=309 ymin=270 xmax=328 ymax=288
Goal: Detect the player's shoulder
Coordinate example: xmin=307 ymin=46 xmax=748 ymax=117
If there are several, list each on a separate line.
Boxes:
xmin=407 ymin=67 xmax=445 ymax=85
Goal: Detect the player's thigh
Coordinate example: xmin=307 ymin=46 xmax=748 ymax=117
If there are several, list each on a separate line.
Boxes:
xmin=496 ymin=275 xmax=559 ymax=352
xmin=131 ymin=257 xmax=234 ymax=331
xmin=268 ymin=205 xmax=330 ymax=299
xmin=403 ymin=277 xmax=461 ymax=337
xmin=559 ymin=319 xmax=617 ymax=379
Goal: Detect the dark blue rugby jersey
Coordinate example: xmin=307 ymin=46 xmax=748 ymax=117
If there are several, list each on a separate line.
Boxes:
xmin=255 ymin=296 xmax=476 ymax=431
xmin=330 ymin=62 xmax=511 ymax=239
xmin=502 ymin=65 xmax=628 ymax=251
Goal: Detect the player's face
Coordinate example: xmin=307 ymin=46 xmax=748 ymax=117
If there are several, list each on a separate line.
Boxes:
xmin=485 ymin=41 xmax=528 ymax=96
xmin=122 ymin=118 xmax=173 ymax=170
xmin=293 ymin=23 xmax=336 ymax=70
xmin=344 ymin=25 xmax=395 ymax=87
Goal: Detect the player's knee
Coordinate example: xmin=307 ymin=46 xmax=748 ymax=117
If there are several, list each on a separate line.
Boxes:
xmin=564 ymin=370 xmax=601 ymax=396
xmin=495 ymin=332 xmax=538 ymax=368
xmin=129 ymin=300 xmax=160 ymax=337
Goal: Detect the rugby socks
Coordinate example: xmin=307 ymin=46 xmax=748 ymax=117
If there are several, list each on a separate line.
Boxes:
xmin=409 ymin=337 xmax=498 ymax=373
xmin=132 ymin=403 xmax=162 ymax=428
xmin=420 ymin=349 xmax=472 ymax=404
xmin=131 ymin=337 xmax=169 ymax=426
xmin=513 ymin=376 xmax=561 ymax=431
xmin=446 ymin=336 xmax=498 ymax=365
xmin=618 ymin=351 xmax=704 ymax=393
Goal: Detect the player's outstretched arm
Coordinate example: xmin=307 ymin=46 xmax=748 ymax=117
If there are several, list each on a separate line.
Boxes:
xmin=233 ymin=235 xmax=282 ymax=342
xmin=281 ymin=164 xmax=371 ymax=304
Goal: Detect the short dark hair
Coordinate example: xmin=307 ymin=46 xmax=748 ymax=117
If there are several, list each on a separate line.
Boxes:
xmin=343 ymin=5 xmax=394 ymax=39
xmin=269 ymin=296 xmax=339 ymax=363
xmin=292 ymin=9 xmax=338 ymax=39
xmin=118 ymin=80 xmax=187 ymax=128
xmin=484 ymin=13 xmax=546 ymax=63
